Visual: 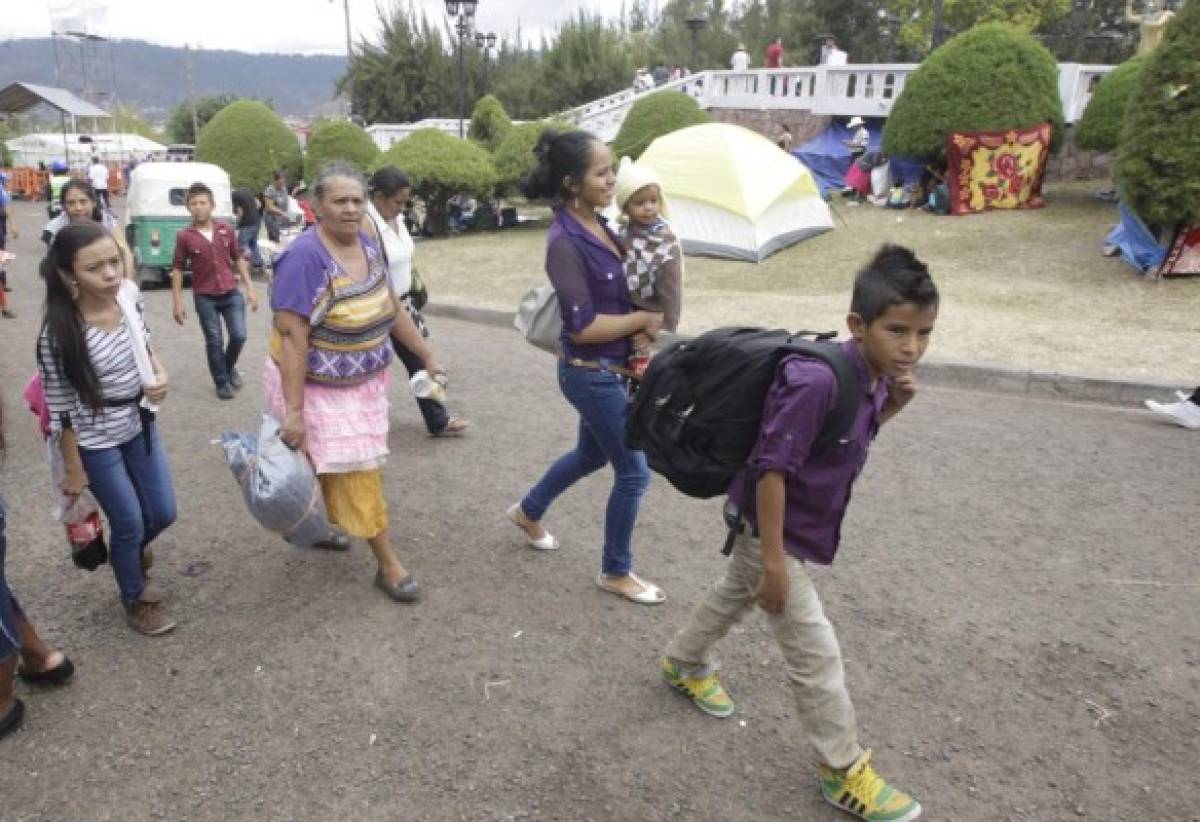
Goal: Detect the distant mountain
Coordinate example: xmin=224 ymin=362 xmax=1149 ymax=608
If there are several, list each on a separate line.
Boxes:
xmin=0 ymin=38 xmax=346 ymax=118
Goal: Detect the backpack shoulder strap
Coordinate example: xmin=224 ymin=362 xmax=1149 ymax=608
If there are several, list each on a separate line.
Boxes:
xmin=780 ymin=339 xmax=860 ymax=453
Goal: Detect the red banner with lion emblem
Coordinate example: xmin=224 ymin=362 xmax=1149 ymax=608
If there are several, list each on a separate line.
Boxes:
xmin=945 ymin=123 xmax=1052 ymax=216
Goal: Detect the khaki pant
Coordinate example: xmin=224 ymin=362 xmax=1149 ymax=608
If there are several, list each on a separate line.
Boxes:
xmin=665 ymin=533 xmax=862 ymax=769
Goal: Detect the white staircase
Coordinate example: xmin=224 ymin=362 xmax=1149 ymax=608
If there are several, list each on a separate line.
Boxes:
xmin=363 ymin=63 xmax=1114 ymax=148
xmin=560 ymin=63 xmax=1116 ymax=144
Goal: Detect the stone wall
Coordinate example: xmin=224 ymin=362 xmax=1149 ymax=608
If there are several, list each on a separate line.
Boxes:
xmin=1044 ymin=127 xmax=1114 ymax=182
xmin=705 ymin=108 xmax=830 ymax=147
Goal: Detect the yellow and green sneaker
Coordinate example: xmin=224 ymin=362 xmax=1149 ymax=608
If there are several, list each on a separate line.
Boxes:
xmin=819 ymin=749 xmax=921 ymax=821
xmin=659 ymin=657 xmax=735 ymax=718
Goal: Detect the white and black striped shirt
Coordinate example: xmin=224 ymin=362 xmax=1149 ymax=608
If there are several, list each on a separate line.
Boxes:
xmin=38 ymin=306 xmax=151 ymax=450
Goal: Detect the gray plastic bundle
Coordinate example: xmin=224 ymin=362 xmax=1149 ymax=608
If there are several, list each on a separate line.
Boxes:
xmin=220 ymin=414 xmax=343 ymax=548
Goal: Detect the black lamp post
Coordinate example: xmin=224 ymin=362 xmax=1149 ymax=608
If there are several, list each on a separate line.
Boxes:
xmin=445 ymin=0 xmax=479 ymax=138
xmin=475 ymin=31 xmax=498 ymax=93
xmin=684 ymin=16 xmax=707 ymax=71
xmin=931 ymin=0 xmax=947 ymax=50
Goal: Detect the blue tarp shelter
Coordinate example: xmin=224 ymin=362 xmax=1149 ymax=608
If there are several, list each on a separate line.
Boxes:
xmin=793 ymin=120 xmax=924 ymax=198
xmin=1104 ymin=202 xmax=1170 ymax=274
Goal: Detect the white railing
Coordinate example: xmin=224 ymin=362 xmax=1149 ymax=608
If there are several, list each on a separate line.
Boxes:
xmin=366 ymin=118 xmax=468 ymax=150
xmin=370 ymin=62 xmax=1114 ymax=148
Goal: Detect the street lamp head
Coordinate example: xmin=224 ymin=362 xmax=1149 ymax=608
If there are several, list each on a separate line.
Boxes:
xmin=461 ymin=0 xmax=478 ymax=19
xmin=475 ymin=31 xmax=486 ymax=47
xmin=486 ymin=32 xmax=497 ymax=49
xmin=685 ymin=16 xmax=708 ymax=32
xmin=444 ymin=0 xmax=460 ymax=16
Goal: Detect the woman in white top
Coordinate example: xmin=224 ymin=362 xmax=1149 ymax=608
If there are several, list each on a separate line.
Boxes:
xmin=37 ymin=222 xmax=178 ymax=637
xmin=361 ymin=166 xmax=469 ymax=437
xmin=41 ymin=179 xmax=133 ymax=275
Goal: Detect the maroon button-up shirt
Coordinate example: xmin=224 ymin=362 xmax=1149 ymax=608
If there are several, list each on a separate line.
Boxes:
xmin=173 ymin=221 xmax=240 ymax=297
xmin=727 ymin=340 xmax=890 ymax=565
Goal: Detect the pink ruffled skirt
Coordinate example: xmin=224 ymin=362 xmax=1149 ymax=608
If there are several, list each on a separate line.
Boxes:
xmin=263 ymin=359 xmax=390 ymax=475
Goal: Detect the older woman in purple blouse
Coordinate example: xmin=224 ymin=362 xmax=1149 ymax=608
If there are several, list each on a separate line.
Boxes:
xmin=507 ymin=130 xmax=667 ymax=605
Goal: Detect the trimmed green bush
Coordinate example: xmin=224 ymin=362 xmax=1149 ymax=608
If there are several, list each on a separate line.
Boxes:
xmin=1074 ymin=57 xmax=1149 ymax=153
xmin=610 ymin=91 xmax=709 ymax=161
xmin=195 ymin=100 xmax=302 ymax=191
xmin=1118 ymin=1 xmax=1200 ymax=226
xmin=304 ymin=120 xmax=380 ymax=180
xmin=882 ymin=23 xmax=1065 ymax=161
xmin=468 ymin=95 xmax=513 ymax=153
xmin=493 ymin=120 xmax=569 ymax=197
xmin=376 ymin=129 xmax=498 ymax=236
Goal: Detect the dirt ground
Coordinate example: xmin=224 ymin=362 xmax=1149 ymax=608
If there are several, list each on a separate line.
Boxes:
xmin=1 ymin=206 xmax=1198 ymax=821
xmin=416 ymin=183 xmax=1199 ymax=384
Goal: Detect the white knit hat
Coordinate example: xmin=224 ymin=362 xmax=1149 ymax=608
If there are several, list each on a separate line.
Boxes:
xmin=615 ymin=156 xmax=668 ymax=216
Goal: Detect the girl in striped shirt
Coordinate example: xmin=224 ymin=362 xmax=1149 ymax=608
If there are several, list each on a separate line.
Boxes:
xmin=37 ymin=222 xmax=178 ymax=637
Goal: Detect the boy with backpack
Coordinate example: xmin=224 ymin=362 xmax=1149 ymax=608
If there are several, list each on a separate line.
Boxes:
xmin=656 ymin=245 xmax=938 ymax=821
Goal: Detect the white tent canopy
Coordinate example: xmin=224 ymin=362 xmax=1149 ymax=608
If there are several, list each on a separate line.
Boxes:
xmin=4 ymin=132 xmax=166 ymax=168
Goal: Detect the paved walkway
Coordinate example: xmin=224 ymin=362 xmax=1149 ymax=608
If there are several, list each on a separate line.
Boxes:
xmin=0 ymin=236 xmax=1196 ymax=820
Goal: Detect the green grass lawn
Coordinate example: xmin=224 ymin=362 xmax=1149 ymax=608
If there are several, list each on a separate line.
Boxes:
xmin=418 ymin=182 xmax=1198 ymax=383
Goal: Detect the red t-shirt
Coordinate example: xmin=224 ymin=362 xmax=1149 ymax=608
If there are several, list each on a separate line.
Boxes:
xmin=173 ymin=222 xmax=240 ymax=296
xmin=765 ymin=42 xmax=784 ymax=68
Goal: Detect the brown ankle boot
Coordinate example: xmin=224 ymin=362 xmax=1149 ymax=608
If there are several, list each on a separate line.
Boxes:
xmin=122 ymin=592 xmax=176 ymax=637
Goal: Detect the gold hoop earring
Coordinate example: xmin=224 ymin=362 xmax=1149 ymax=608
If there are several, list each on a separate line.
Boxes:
xmin=573 ymin=196 xmax=580 ymax=210
xmin=68 ymin=280 xmax=80 ymax=301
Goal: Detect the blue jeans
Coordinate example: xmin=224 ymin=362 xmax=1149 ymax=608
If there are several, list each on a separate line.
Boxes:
xmin=79 ymin=427 xmax=177 ymax=603
xmin=194 ymin=289 xmax=247 ymax=389
xmin=522 ymin=360 xmax=650 ymax=576
xmin=0 ymin=495 xmax=23 ymax=659
xmin=238 ymin=223 xmax=262 ymax=268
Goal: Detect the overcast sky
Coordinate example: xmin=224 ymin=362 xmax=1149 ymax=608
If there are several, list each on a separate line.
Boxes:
xmin=2 ymin=0 xmax=624 ymax=55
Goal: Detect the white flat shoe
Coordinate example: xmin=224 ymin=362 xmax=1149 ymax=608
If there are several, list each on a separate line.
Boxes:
xmin=506 ymin=503 xmax=559 ymax=550
xmin=596 ymin=572 xmax=666 ymax=605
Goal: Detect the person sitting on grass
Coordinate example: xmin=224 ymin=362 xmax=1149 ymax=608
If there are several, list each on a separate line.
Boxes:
xmin=659 ymin=244 xmax=938 ymax=822
xmin=614 ymin=157 xmax=683 ymax=378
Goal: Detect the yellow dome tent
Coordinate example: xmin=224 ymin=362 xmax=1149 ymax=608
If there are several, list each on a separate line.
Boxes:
xmin=637 ymin=123 xmax=834 ymax=262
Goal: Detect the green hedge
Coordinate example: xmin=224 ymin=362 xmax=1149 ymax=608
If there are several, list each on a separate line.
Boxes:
xmin=304 ymin=120 xmax=380 ymax=181
xmin=468 ymin=95 xmax=513 ymax=153
xmin=610 ymin=91 xmax=709 ymax=161
xmin=493 ymin=120 xmax=569 ymax=196
xmin=882 ymin=23 xmax=1065 ymax=161
xmin=376 ymin=129 xmax=498 ymax=236
xmin=1074 ymin=57 xmax=1149 ymax=153
xmin=1118 ymin=1 xmax=1200 ymax=226
xmin=195 ymin=100 xmax=302 ymax=191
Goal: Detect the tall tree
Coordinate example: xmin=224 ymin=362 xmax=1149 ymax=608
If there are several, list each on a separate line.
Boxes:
xmin=343 ymin=2 xmax=455 ymax=124
xmin=886 ymin=0 xmax=1071 ymax=54
xmin=166 ymin=94 xmax=238 ymax=144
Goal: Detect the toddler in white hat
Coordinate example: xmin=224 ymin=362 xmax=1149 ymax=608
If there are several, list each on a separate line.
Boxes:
xmin=615 ymin=156 xmax=683 ymax=377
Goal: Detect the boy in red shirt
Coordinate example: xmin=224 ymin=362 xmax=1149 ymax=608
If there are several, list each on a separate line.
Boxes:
xmin=170 ymin=182 xmax=259 ymax=400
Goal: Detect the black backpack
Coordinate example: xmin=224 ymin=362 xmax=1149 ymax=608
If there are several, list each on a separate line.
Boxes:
xmin=625 ymin=327 xmax=861 ymax=501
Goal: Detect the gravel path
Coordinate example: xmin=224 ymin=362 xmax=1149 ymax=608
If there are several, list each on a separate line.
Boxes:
xmin=0 ymin=220 xmax=1196 ymax=821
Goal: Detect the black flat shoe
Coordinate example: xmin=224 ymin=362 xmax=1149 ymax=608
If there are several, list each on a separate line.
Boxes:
xmin=0 ymin=699 xmax=25 ymax=741
xmin=311 ymin=533 xmax=352 ymax=551
xmin=18 ymin=656 xmax=75 ymax=687
xmin=374 ymin=571 xmax=420 ymax=603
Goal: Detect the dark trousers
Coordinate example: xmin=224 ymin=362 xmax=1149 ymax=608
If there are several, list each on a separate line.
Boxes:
xmin=390 ymin=336 xmax=449 ymax=434
xmin=1190 ymin=387 xmax=1200 ymax=405
xmin=195 ymin=290 xmax=247 ymax=389
xmin=0 ymin=496 xmax=25 ymax=659
xmin=264 ymin=213 xmax=282 ymax=243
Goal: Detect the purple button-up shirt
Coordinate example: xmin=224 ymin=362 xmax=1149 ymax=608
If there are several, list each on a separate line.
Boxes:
xmin=545 ymin=208 xmax=632 ymax=361
xmin=727 ymin=340 xmax=889 ymax=565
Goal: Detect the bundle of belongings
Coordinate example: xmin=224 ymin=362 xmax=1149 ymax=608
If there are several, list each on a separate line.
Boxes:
xmin=220 ymin=415 xmax=344 ymax=548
